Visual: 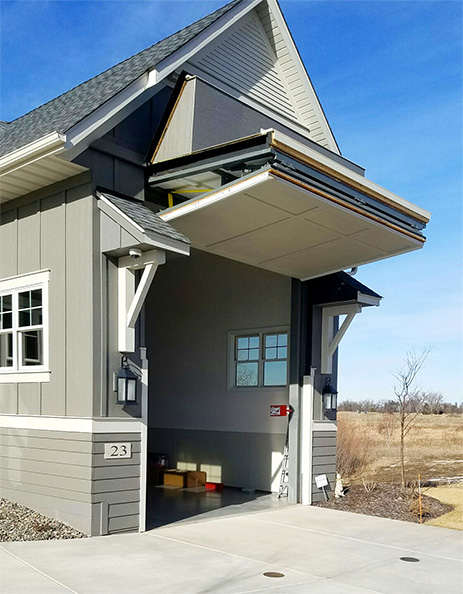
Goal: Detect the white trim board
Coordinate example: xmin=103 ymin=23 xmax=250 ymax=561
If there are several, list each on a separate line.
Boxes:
xmin=0 ymin=133 xmax=65 ymax=174
xmin=0 ymin=415 xmax=143 ymax=434
xmin=313 ymin=421 xmax=337 ymax=432
xmin=0 ymin=372 xmax=51 ymax=384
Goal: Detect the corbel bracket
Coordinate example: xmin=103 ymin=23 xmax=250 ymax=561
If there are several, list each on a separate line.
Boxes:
xmin=321 ymin=304 xmax=362 ymax=374
xmin=118 ymin=249 xmax=166 ymax=352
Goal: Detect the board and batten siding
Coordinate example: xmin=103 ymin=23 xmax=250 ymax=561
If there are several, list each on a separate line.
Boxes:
xmin=0 ymin=427 xmax=141 ymax=534
xmin=0 ymin=173 xmax=98 ymax=418
xmin=311 ymin=429 xmax=337 ymax=503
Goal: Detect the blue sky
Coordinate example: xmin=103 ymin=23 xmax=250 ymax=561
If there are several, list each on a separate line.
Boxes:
xmin=1 ymin=0 xmax=461 ymax=402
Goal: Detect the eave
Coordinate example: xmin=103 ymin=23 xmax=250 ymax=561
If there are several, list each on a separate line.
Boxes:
xmin=0 ymin=133 xmax=88 ymax=203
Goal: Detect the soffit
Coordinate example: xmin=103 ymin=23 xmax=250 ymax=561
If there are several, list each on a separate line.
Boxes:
xmin=0 ymin=153 xmax=87 ymax=203
xmin=159 ymin=171 xmax=424 ymax=280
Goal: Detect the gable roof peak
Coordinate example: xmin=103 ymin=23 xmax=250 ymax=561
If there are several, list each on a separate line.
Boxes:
xmin=0 ymin=0 xmax=246 ymax=158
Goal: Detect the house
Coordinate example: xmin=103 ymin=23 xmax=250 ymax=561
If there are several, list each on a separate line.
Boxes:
xmin=0 ymin=0 xmax=430 ymax=536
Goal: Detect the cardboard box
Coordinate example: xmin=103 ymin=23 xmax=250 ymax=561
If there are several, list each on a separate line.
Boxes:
xmin=162 ymin=470 xmax=208 ymax=488
xmin=186 ymin=471 xmax=207 ymax=487
xmin=163 ymin=470 xmax=188 ymax=487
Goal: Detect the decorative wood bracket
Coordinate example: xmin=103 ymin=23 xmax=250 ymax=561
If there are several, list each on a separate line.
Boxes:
xmin=321 ymin=304 xmax=362 ymax=374
xmin=118 ymin=250 xmax=166 ymax=352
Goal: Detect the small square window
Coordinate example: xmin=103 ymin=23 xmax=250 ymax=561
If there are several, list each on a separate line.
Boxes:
xmin=231 ymin=329 xmax=288 ymax=389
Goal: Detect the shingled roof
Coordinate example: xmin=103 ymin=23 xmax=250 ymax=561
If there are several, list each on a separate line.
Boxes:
xmin=0 ymin=0 xmax=242 ymax=158
xmin=99 ymin=192 xmax=190 ymax=246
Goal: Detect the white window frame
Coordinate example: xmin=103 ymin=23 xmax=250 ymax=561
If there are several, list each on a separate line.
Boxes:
xmin=0 ymin=270 xmax=50 ymax=383
xmin=227 ymin=326 xmax=289 ymax=391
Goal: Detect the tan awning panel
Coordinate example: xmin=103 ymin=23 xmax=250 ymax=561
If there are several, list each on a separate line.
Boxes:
xmin=159 ymin=170 xmax=424 ymax=280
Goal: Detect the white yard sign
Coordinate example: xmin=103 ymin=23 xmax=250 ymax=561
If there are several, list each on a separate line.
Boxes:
xmin=315 ymin=474 xmax=328 ymax=488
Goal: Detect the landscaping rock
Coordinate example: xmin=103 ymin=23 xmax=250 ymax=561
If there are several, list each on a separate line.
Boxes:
xmin=0 ymin=498 xmax=87 ymax=542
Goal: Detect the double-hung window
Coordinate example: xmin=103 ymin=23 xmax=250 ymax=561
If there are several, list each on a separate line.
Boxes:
xmin=0 ymin=271 xmax=49 ymax=381
xmin=232 ymin=329 xmax=288 ymax=388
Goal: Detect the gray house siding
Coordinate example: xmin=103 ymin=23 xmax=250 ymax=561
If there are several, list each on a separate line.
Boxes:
xmin=74 ymin=86 xmax=172 ymax=200
xmin=154 ymin=76 xmax=363 ymax=175
xmin=311 ymin=430 xmax=337 ymax=502
xmin=146 ymin=249 xmax=291 ymax=492
xmin=0 ymin=427 xmax=94 ymax=533
xmin=0 ymin=174 xmax=95 ymax=417
xmin=0 ymin=427 xmax=141 ymax=534
xmin=92 ymin=432 xmax=141 ymax=534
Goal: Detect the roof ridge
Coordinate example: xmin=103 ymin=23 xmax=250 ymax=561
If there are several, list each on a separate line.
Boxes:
xmin=4 ymin=0 xmax=244 ymax=127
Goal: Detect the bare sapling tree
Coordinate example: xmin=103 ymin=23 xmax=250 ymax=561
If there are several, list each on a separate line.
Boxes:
xmin=392 ymin=348 xmax=432 ymax=489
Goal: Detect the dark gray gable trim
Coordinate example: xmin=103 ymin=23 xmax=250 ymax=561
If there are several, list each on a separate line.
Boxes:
xmin=306 ymin=271 xmax=382 ymax=306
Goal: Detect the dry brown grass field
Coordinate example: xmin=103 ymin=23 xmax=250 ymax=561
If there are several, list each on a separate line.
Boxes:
xmin=337 ymin=411 xmax=463 ymax=485
xmin=328 ymin=412 xmax=463 ymax=529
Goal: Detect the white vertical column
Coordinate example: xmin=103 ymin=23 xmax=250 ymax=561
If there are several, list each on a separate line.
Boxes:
xmin=139 ymin=347 xmax=148 ymax=533
xmin=288 ymin=383 xmax=300 ymax=503
xmin=118 ymin=266 xmax=136 ymax=352
xmin=300 ymin=373 xmax=314 ymax=505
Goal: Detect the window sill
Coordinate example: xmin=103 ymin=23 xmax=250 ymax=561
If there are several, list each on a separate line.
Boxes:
xmin=0 ymin=371 xmax=51 ymax=383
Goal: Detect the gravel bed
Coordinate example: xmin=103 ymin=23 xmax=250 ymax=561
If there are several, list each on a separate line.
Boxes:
xmin=0 ymin=498 xmax=87 ymax=542
xmin=315 ymin=483 xmax=453 ymax=523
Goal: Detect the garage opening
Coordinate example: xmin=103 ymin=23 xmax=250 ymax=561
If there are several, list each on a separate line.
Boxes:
xmin=144 ymin=249 xmax=293 ymax=528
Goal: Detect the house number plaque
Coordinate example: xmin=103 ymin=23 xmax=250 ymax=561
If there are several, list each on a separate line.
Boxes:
xmin=104 ymin=442 xmax=132 ymax=459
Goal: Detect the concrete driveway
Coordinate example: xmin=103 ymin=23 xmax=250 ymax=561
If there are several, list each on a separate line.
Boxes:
xmin=1 ymin=505 xmax=462 ymax=594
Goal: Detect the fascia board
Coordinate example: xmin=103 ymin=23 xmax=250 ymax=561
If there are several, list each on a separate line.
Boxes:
xmin=64 ymin=80 xmax=168 ymax=162
xmin=266 ymin=0 xmax=340 ymax=154
xmin=151 ymin=0 xmax=263 ymax=86
xmin=272 ymin=130 xmax=431 ymax=224
xmin=64 ymin=74 xmax=154 ymax=160
xmin=357 ymin=292 xmax=381 ymax=307
xmin=143 ymin=230 xmax=190 ymax=255
xmin=0 ymin=132 xmax=65 ymax=175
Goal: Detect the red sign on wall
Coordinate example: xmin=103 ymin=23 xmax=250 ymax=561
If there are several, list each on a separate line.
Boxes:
xmin=270 ymin=404 xmax=289 ymax=417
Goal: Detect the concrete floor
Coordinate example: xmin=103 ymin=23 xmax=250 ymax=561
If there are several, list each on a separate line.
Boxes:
xmin=1 ymin=504 xmax=462 ymax=594
xmin=146 ymin=486 xmax=291 ymax=529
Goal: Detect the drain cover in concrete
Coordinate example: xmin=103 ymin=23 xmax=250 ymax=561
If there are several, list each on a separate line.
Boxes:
xmin=400 ymin=557 xmax=420 ymax=562
xmin=263 ymin=572 xmax=285 ymax=578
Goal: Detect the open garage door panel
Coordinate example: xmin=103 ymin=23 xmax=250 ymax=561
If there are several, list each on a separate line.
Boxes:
xmin=148 ymin=130 xmax=429 ymax=280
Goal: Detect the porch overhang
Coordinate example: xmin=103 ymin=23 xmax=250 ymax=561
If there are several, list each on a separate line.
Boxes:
xmin=151 ymin=132 xmax=429 ymax=279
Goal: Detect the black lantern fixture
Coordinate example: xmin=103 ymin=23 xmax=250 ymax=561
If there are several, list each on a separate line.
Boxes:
xmin=117 ymin=356 xmax=138 ymax=404
xmin=322 ymin=377 xmax=338 ymax=411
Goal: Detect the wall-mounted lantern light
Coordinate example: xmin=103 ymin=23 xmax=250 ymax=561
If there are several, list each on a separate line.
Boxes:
xmin=323 ymin=377 xmax=338 ymax=411
xmin=117 ymin=356 xmax=138 ymax=404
